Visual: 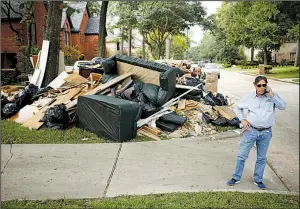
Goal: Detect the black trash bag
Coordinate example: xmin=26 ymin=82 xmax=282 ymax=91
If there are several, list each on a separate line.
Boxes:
xmin=15 ymin=84 xmax=39 ymax=108
xmin=141 ymin=83 xmax=160 ymax=105
xmin=157 ymin=88 xmax=169 ymax=106
xmin=136 ymin=93 xmax=161 ymax=117
xmin=1 ymin=95 xmax=9 ymax=107
xmin=203 ymin=92 xmax=216 ymax=106
xmin=40 ymin=104 xmax=70 ymax=129
xmin=156 ymin=120 xmax=180 ymax=132
xmin=26 ymin=83 xmax=39 ymax=97
xmin=228 ymin=117 xmax=241 ymax=128
xmin=214 ymin=93 xmax=228 ymax=106
xmin=36 ymin=86 xmax=52 ymax=96
xmin=159 ymin=112 xmax=187 ymax=125
xmin=2 ymin=103 xmax=19 ymax=119
xmin=211 ymin=116 xmax=229 ymax=126
xmin=185 ymin=77 xmax=202 ymax=87
xmin=102 ymin=73 xmax=119 ymax=84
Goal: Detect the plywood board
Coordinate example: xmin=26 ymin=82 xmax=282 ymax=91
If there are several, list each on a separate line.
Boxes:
xmin=36 ymin=40 xmax=50 ymax=88
xmin=48 ymin=71 xmax=70 ymax=89
xmin=64 ymin=73 xmax=88 ymax=84
xmin=23 ymin=86 xmax=83 ymax=129
xmin=177 ymin=99 xmax=186 ymax=110
xmin=141 ymin=126 xmax=161 ymax=136
xmin=213 ymin=106 xmax=236 ymax=120
xmin=9 ymin=105 xmax=39 ymax=124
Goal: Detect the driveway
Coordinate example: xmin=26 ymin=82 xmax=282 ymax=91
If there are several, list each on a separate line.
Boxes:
xmin=218 ymin=70 xmax=299 ymax=192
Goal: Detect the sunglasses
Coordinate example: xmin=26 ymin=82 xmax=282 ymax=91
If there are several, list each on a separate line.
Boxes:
xmin=256 ymin=84 xmax=267 ymax=87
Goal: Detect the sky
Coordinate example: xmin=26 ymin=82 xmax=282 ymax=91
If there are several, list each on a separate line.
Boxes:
xmin=189 ymin=1 xmax=222 ymax=47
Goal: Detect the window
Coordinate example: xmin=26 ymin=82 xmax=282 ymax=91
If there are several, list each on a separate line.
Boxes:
xmin=290 ymin=53 xmax=296 ymax=61
xmin=64 ymin=31 xmax=70 ymax=46
xmin=31 ymin=23 xmax=37 ymax=44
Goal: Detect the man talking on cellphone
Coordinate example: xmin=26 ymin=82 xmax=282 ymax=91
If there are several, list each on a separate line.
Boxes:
xmin=227 ymin=75 xmax=286 ymax=189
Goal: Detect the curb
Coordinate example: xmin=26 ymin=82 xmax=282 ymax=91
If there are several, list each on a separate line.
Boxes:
xmin=170 ymin=130 xmax=241 ymax=141
xmin=231 ymin=71 xmax=299 ymax=85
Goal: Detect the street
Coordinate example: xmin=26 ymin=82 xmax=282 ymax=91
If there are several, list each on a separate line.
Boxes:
xmin=218 ymin=70 xmax=299 ymax=192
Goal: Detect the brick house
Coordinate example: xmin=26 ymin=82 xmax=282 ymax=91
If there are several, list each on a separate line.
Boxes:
xmin=1 ymin=1 xmax=118 ymax=71
xmin=272 ymin=40 xmax=298 ymax=63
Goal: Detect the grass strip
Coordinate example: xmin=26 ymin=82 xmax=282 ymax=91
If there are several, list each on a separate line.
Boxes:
xmin=2 ymin=191 xmax=299 ymax=209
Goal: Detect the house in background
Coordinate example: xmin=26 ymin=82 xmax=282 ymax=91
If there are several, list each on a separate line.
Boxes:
xmin=1 ymin=1 xmax=119 ymax=72
xmin=272 ymin=40 xmax=298 ymax=63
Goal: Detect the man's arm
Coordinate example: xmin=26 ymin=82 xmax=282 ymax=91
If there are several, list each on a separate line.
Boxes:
xmin=269 ymin=92 xmax=286 ymax=110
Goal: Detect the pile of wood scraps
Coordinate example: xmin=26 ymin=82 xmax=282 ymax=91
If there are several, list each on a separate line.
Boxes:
xmin=138 ymin=125 xmax=161 ymax=141
xmin=7 ymin=72 xmax=133 ymax=130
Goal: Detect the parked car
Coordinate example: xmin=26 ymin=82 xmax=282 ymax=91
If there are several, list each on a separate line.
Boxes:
xmin=202 ymin=63 xmax=220 ymax=79
xmin=73 ymin=60 xmax=93 ymax=71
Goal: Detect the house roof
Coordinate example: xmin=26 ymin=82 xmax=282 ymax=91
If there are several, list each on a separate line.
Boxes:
xmin=1 ymin=1 xmax=24 ymax=19
xmin=85 ymin=16 xmax=99 ymax=34
xmin=64 ymin=1 xmax=88 ymax=32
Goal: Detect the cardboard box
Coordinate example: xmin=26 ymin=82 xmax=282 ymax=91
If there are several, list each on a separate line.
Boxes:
xmin=205 ymin=81 xmax=218 ymax=93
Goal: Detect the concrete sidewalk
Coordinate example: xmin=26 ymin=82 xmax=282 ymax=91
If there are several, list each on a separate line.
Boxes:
xmin=1 ymin=136 xmax=291 ymax=200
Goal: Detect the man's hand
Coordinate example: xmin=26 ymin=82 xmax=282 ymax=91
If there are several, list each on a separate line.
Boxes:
xmin=266 ymin=86 xmax=274 ymax=97
xmin=241 ymin=119 xmax=250 ymax=128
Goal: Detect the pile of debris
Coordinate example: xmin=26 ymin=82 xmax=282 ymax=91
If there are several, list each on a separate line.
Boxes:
xmin=2 ymin=42 xmax=240 ymax=142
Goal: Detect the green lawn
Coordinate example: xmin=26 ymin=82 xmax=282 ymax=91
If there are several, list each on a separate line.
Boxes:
xmin=223 ymin=66 xmax=299 ymax=80
xmin=2 ymin=192 xmax=299 ymax=209
xmin=1 ymin=120 xmax=155 ymax=144
xmin=1 ymin=120 xmax=234 ymax=144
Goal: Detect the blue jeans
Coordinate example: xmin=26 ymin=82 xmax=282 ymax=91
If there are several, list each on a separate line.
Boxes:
xmin=232 ymin=127 xmax=272 ymax=182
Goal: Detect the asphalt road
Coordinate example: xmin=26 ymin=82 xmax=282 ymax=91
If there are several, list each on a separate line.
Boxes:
xmin=218 ymin=70 xmax=299 ymax=192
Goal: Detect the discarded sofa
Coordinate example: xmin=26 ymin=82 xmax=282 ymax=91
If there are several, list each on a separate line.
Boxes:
xmin=101 ymin=54 xmax=178 ymax=106
xmin=77 ymin=95 xmax=141 ymax=142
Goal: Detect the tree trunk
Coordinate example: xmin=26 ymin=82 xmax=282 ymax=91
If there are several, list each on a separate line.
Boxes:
xmin=98 ymin=1 xmax=109 ymax=57
xmin=294 ymin=23 xmax=300 ymax=67
xmin=165 ymin=35 xmax=171 ymax=59
xmin=42 ymin=1 xmax=62 ymax=87
xmin=250 ymin=46 xmax=254 ymax=64
xmin=142 ymin=35 xmax=145 ymax=59
xmin=158 ymin=44 xmax=162 ymax=60
xmin=120 ymin=27 xmax=124 ymax=54
xmin=128 ymin=27 xmax=132 ymax=56
xmin=263 ymin=47 xmax=268 ymax=65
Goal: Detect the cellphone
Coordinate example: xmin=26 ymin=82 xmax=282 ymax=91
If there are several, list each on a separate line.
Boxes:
xmin=264 ymin=88 xmax=270 ymax=94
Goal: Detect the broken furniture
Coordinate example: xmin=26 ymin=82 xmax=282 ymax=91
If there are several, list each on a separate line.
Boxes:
xmin=77 ymin=95 xmax=141 ymax=142
xmin=101 ymin=54 xmax=178 ymax=106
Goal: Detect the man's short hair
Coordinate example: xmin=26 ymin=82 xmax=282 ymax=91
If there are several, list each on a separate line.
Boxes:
xmin=254 ymin=75 xmax=268 ymax=84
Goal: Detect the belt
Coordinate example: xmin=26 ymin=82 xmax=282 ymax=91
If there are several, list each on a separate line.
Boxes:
xmin=250 ymin=125 xmax=271 ymax=131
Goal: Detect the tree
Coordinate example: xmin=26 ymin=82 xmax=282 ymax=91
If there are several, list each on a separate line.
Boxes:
xmin=197 ymin=33 xmax=219 ymax=62
xmin=137 ymin=1 xmax=206 ymax=59
xmin=275 ymin=2 xmax=300 ymax=66
xmin=42 ymin=1 xmax=62 ymax=87
xmin=170 ymin=35 xmax=188 ymax=60
xmin=87 ymin=2 xmax=101 ymax=16
xmin=98 ymin=1 xmax=109 ymax=57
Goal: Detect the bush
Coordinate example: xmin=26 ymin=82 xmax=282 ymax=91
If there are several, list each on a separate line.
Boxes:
xmin=223 ymin=63 xmax=232 ymax=68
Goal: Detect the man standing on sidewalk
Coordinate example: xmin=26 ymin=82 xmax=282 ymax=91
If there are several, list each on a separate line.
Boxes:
xmin=227 ymin=76 xmax=286 ymax=189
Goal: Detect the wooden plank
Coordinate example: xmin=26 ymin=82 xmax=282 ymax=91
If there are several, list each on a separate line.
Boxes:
xmin=64 ymin=73 xmax=88 ymax=84
xmin=213 ymin=106 xmax=236 ymax=120
xmin=36 ymin=40 xmax=50 ymax=88
xmin=87 ymin=73 xmax=132 ymax=96
xmin=177 ymin=99 xmax=186 ymax=110
xmin=141 ymin=126 xmax=161 ymax=136
xmin=178 ymin=105 xmax=201 ymax=112
xmin=48 ymin=71 xmax=70 ymax=89
xmin=138 ymin=129 xmax=161 ymax=141
xmin=23 ymin=86 xmax=83 ymax=129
